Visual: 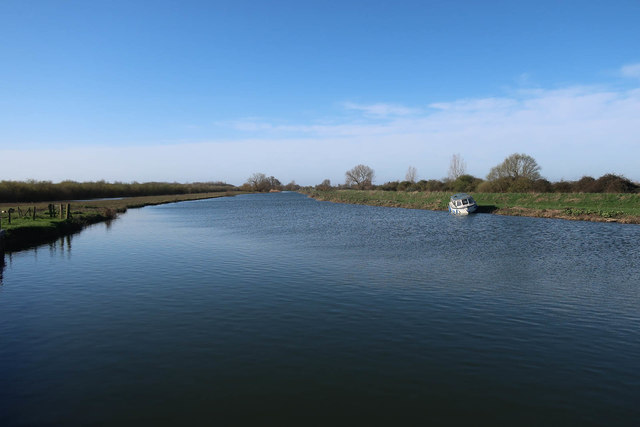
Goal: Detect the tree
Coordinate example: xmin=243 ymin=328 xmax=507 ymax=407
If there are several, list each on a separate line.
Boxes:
xmin=316 ymin=179 xmax=332 ymax=191
xmin=246 ymin=172 xmax=281 ymax=192
xmin=247 ymin=172 xmax=268 ymax=192
xmin=487 ymin=153 xmax=541 ymax=181
xmin=448 ymin=154 xmax=466 ymax=181
xmin=345 ymin=164 xmax=375 ymax=189
xmin=267 ymin=176 xmax=282 ymax=191
xmin=284 ymin=180 xmax=300 ymax=191
xmin=405 ymin=166 xmax=417 ymax=183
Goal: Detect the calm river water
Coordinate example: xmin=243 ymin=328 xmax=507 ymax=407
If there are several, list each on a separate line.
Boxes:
xmin=1 ymin=192 xmax=639 ymax=425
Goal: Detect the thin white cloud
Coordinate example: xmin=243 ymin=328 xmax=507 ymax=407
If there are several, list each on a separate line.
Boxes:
xmin=228 ymin=120 xmax=275 ymax=132
xmin=343 ymin=102 xmax=420 ymax=117
xmin=222 ymin=85 xmax=640 ymax=182
xmin=224 ymin=118 xmax=395 ymax=138
xmin=428 ymin=97 xmax=518 ymax=112
xmin=620 ymin=63 xmax=640 ymax=78
xmin=3 ymin=84 xmax=639 ymax=185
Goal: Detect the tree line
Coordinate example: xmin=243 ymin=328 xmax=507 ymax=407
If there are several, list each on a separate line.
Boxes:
xmin=7 ymin=151 xmax=633 ymax=204
xmin=0 ymin=180 xmax=237 ymax=203
xmin=316 ymin=153 xmax=639 ymax=194
xmin=240 ymin=173 xmax=300 ymax=192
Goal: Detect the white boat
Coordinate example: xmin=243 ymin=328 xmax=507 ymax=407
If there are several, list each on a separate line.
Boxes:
xmin=448 ymin=193 xmax=477 ymax=215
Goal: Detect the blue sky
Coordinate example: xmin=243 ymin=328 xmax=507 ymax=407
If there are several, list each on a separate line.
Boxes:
xmin=1 ymin=0 xmax=639 ymax=185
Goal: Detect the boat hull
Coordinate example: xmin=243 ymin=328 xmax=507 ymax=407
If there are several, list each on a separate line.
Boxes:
xmin=448 ymin=203 xmax=477 ymax=215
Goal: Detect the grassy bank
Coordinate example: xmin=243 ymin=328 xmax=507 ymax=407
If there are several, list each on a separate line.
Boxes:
xmin=0 ymin=192 xmax=243 ymax=252
xmin=304 ymin=190 xmax=640 ymax=224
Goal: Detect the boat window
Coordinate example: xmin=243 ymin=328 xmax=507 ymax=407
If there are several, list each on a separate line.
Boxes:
xmin=456 ymin=200 xmax=462 ymax=207
xmin=462 ymin=199 xmax=469 ymax=205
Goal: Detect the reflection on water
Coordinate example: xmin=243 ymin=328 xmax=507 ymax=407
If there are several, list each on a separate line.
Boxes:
xmin=48 ymin=234 xmax=72 ymax=259
xmin=0 ymin=192 xmax=639 ymax=425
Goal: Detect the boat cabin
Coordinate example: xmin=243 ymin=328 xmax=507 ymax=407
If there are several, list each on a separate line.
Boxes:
xmin=450 ymin=193 xmax=475 ymax=207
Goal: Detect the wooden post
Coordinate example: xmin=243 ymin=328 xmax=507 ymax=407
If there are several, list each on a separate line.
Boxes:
xmin=66 ymin=204 xmax=71 ymax=220
xmin=60 ymin=204 xmax=64 ymax=219
xmin=33 ymin=206 xmax=36 ymax=220
xmin=8 ymin=209 xmax=13 ymax=225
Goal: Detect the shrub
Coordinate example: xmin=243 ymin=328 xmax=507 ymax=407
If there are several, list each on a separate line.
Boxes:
xmin=450 ymin=174 xmax=483 ymax=192
xmin=378 ymin=181 xmax=399 ymax=191
xmin=594 ymin=174 xmax=638 ymax=193
xmin=478 ymin=177 xmax=511 ymax=193
xmin=530 ymin=179 xmax=553 ymax=193
xmin=552 ymin=181 xmax=573 ymax=193
xmin=417 ymin=179 xmax=446 ymax=192
xmin=574 ymin=176 xmax=597 ymax=193
xmin=397 ymin=181 xmax=414 ymax=191
xmin=508 ymin=177 xmax=536 ymax=192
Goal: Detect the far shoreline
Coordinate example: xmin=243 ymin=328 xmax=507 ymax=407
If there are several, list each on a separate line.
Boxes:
xmin=301 ymin=190 xmax=640 ymax=225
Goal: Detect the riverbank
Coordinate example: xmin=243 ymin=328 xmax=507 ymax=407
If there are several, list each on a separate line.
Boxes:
xmin=303 ymin=190 xmax=640 ymax=224
xmin=0 ymin=192 xmax=245 ymax=252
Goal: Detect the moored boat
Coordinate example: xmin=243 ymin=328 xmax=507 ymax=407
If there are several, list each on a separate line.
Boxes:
xmin=448 ymin=193 xmax=477 ymax=215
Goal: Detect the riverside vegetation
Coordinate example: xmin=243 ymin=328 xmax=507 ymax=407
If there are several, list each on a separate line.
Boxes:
xmin=0 ymin=180 xmax=236 ymax=203
xmin=305 ymin=154 xmax=639 ymax=224
xmin=303 ymin=190 xmax=640 ymax=224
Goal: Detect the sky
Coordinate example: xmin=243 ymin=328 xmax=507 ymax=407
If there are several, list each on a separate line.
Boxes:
xmin=1 ymin=0 xmax=639 ymax=186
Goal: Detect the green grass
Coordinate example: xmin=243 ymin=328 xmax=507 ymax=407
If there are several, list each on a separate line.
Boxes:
xmin=0 ymin=216 xmax=66 ymax=231
xmin=473 ymin=193 xmax=640 ymax=217
xmin=304 ymin=190 xmax=640 ymax=223
xmin=306 ymin=190 xmax=451 ymax=210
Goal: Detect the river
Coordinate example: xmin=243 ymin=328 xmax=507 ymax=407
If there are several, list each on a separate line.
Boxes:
xmin=1 ymin=192 xmax=639 ymax=425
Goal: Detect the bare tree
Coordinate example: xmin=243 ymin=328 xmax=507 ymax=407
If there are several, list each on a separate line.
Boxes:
xmin=316 ymin=179 xmax=332 ymax=191
xmin=405 ymin=166 xmax=417 ymax=183
xmin=267 ymin=176 xmax=282 ymax=191
xmin=448 ymin=154 xmax=467 ymax=181
xmin=284 ymin=180 xmax=300 ymax=191
xmin=247 ymin=172 xmax=267 ymax=191
xmin=345 ymin=164 xmax=375 ymax=189
xmin=246 ymin=172 xmax=282 ymax=192
xmin=487 ymin=153 xmax=541 ymax=181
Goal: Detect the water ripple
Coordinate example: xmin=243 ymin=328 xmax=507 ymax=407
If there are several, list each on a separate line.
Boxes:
xmin=1 ymin=192 xmax=639 ymax=425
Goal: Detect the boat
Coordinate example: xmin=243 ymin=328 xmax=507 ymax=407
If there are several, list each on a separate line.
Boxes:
xmin=448 ymin=193 xmax=477 ymax=215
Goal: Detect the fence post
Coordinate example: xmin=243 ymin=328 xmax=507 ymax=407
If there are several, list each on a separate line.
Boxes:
xmin=33 ymin=206 xmax=36 ymax=220
xmin=8 ymin=209 xmax=13 ymax=225
xmin=60 ymin=204 xmax=64 ymax=219
xmin=66 ymin=204 xmax=71 ymax=220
